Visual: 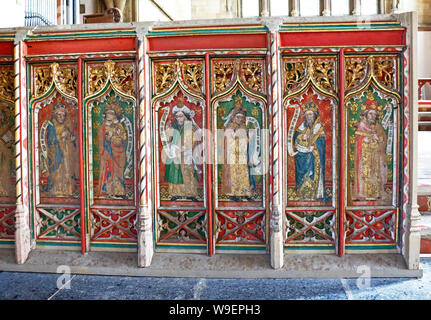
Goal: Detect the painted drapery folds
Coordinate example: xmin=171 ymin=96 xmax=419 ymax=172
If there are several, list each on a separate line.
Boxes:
xmin=151 ymin=57 xmax=268 ymax=250
xmin=4 ymin=19 xmax=414 ymax=265
xmin=344 ymin=53 xmax=401 ymax=246
xmin=212 ymin=57 xmax=267 ymax=248
xmin=29 ymin=62 xmax=82 ymax=244
xmin=27 ymin=59 xmax=138 ymax=247
xmin=85 ymin=59 xmax=137 ymax=245
xmin=152 ymin=58 xmax=207 ymax=249
xmin=283 ymin=55 xmax=338 ymax=249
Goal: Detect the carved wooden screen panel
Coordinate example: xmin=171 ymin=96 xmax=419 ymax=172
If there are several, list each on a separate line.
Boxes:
xmin=344 ymin=52 xmax=402 ymax=249
xmin=211 ymin=57 xmax=268 ymax=252
xmin=0 ymin=63 xmax=16 ymax=244
xmin=151 ymin=58 xmax=207 ymax=252
xmin=283 ymin=54 xmax=339 ymax=252
xmin=29 ymin=61 xmax=81 ymax=247
xmin=84 ymin=59 xmax=138 ymax=250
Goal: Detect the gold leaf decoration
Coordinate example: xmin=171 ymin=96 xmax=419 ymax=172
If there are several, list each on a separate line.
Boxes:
xmin=0 ymin=68 xmax=14 ymax=101
xmin=34 ymin=67 xmax=53 ymax=98
xmin=112 ymin=63 xmax=136 ymax=96
xmin=312 ymin=59 xmax=335 ymax=93
xmin=284 ymin=61 xmax=306 ymax=95
xmin=182 ymin=62 xmax=203 ymax=93
xmin=345 ymin=58 xmax=368 ymax=91
xmin=88 ymin=65 xmax=108 ymax=95
xmin=213 ymin=61 xmax=235 ymax=93
xmin=373 ymin=58 xmax=395 ymax=89
xmin=241 ymin=62 xmax=263 ymax=93
xmin=52 ymin=63 xmax=77 ymax=98
xmin=155 ymin=63 xmax=175 ymax=95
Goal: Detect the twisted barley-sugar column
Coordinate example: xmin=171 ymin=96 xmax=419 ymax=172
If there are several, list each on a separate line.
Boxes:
xmin=13 ymin=38 xmax=30 ymax=264
xmin=137 ymin=30 xmax=154 ymax=267
xmin=268 ymin=23 xmax=284 ymax=269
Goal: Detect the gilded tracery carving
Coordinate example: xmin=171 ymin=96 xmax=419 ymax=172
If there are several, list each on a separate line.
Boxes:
xmin=284 ymin=61 xmax=306 ymax=94
xmin=181 ymin=62 xmax=204 ymax=93
xmin=153 ymin=59 xmax=204 ymax=96
xmin=345 ymin=58 xmax=368 ymax=92
xmin=51 ymin=63 xmax=77 ymax=99
xmin=0 ymin=68 xmax=14 ymax=102
xmin=345 ymin=55 xmax=397 ymax=94
xmin=283 ymin=57 xmax=336 ymax=98
xmin=154 ymin=63 xmax=176 ymax=95
xmin=212 ymin=59 xmax=265 ymax=94
xmin=241 ymin=62 xmax=263 ymax=93
xmin=34 ymin=67 xmax=53 ymax=98
xmin=87 ymin=60 xmax=136 ymax=97
xmin=213 ymin=61 xmax=235 ymax=93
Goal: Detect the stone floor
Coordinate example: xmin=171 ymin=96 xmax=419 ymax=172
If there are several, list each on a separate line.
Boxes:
xmin=0 ymin=254 xmax=430 ymax=301
xmin=0 ymin=248 xmax=423 ymax=278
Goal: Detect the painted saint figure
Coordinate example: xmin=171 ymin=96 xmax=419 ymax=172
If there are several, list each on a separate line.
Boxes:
xmin=0 ymin=106 xmax=15 ymax=197
xmin=97 ymin=101 xmax=127 ymax=198
xmin=293 ymin=99 xmax=328 ymax=202
xmin=42 ymin=103 xmax=78 ymax=197
xmin=221 ymin=96 xmax=259 ymax=199
xmin=163 ymin=98 xmax=201 ymax=200
xmin=353 ymin=99 xmax=388 ymax=200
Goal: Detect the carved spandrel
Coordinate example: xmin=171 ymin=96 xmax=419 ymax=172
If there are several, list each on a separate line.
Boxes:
xmin=372 ymin=57 xmax=396 ymax=90
xmin=111 ymin=63 xmax=136 ymax=97
xmin=213 ymin=61 xmax=235 ymax=93
xmin=52 ymin=63 xmax=77 ymax=98
xmin=181 ymin=62 xmax=204 ymax=93
xmin=345 ymin=58 xmax=368 ymax=92
xmin=241 ymin=62 xmax=263 ymax=93
xmin=34 ymin=67 xmax=53 ymax=98
xmin=88 ymin=65 xmax=108 ymax=96
xmin=0 ymin=68 xmax=14 ymax=102
xmin=154 ymin=63 xmax=175 ymax=95
xmin=284 ymin=60 xmax=306 ymax=95
xmin=312 ymin=59 xmax=335 ymax=93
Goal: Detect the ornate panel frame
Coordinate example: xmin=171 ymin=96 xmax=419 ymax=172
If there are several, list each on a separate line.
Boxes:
xmin=282 ymin=52 xmax=340 ymax=253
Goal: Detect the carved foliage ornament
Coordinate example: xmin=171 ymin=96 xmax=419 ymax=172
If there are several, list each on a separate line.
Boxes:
xmin=88 ymin=60 xmax=136 ymax=97
xmin=213 ymin=59 xmax=264 ymax=94
xmin=0 ymin=68 xmax=14 ymax=102
xmin=52 ymin=63 xmax=77 ymax=98
xmin=344 ymin=56 xmax=397 ymax=93
xmin=34 ymin=67 xmax=53 ymax=98
xmin=283 ymin=57 xmax=335 ymax=97
xmin=345 ymin=58 xmax=368 ymax=92
xmin=154 ymin=59 xmax=204 ymax=96
xmin=33 ymin=63 xmax=78 ymax=100
xmin=213 ymin=61 xmax=235 ymax=93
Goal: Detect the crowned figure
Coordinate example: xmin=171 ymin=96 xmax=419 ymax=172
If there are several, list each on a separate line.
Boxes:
xmin=293 ymin=95 xmax=328 ymax=202
xmin=221 ymin=95 xmax=258 ymax=199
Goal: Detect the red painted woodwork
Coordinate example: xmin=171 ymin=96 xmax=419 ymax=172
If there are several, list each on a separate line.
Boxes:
xmin=279 ymin=30 xmax=406 ymax=47
xmin=148 ymin=34 xmax=268 ymax=52
xmin=25 ymin=37 xmax=136 ymax=56
xmin=0 ymin=41 xmax=13 ymax=55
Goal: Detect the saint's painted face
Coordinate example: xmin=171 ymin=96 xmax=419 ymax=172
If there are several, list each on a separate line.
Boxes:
xmin=105 ymin=109 xmax=117 ymax=122
xmin=54 ymin=109 xmax=66 ymax=124
xmin=303 ymin=110 xmax=316 ymax=128
xmin=175 ymin=111 xmax=186 ymax=127
xmin=366 ymin=109 xmax=378 ymax=126
xmin=233 ymin=112 xmax=246 ymax=126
